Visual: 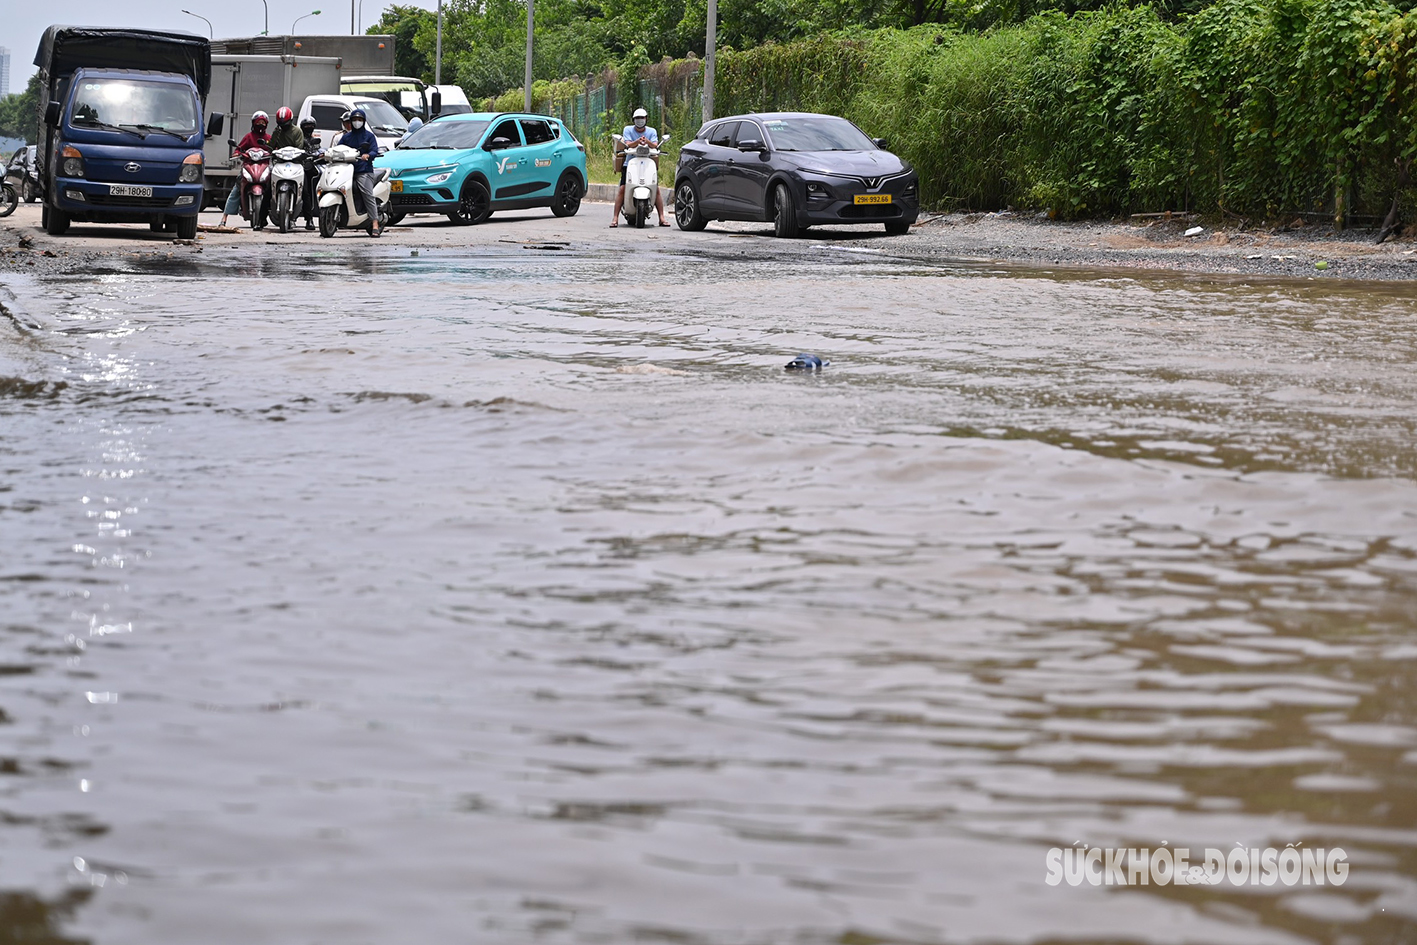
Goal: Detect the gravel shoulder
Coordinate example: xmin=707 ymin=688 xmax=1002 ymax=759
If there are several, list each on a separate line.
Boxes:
xmin=2 ymin=202 xmax=1416 ymax=282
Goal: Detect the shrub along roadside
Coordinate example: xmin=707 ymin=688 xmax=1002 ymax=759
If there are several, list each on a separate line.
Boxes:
xmin=510 ymin=0 xmax=1417 ymax=220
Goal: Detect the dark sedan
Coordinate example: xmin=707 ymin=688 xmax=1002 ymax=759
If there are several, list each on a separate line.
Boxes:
xmin=673 ymin=112 xmax=919 ymax=237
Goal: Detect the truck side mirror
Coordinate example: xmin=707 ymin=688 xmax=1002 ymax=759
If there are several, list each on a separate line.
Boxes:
xmin=207 ymin=112 xmax=225 ymax=137
xmin=431 ymin=90 xmax=442 ymax=118
xmin=45 ymin=102 xmax=62 ymax=127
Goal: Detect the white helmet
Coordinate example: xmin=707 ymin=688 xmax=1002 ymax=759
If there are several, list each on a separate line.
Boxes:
xmin=633 ymin=108 xmax=648 ymax=120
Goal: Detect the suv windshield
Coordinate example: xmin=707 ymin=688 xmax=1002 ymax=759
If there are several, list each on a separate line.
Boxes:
xmin=70 ymin=79 xmax=199 ymax=135
xmin=353 ymin=100 xmax=409 ymax=135
xmin=761 ymin=116 xmax=875 ymax=152
xmin=399 ymin=120 xmax=490 ymax=150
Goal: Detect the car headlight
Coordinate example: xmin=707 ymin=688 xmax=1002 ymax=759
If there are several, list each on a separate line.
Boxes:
xmin=179 ymin=153 xmax=203 ymax=183
xmin=426 ymin=172 xmax=452 ymax=184
xmin=62 ymin=145 xmax=84 ymax=178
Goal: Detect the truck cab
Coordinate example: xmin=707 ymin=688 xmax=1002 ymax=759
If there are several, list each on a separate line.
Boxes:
xmin=35 ymin=27 xmax=223 ymax=239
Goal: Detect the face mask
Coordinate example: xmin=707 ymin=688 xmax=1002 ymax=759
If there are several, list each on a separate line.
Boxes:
xmin=352 ymin=120 xmax=365 ymax=130
xmin=634 ymin=119 xmax=646 ymax=129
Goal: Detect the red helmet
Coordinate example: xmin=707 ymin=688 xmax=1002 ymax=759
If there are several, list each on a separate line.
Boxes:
xmin=276 ymin=106 xmax=294 ymax=126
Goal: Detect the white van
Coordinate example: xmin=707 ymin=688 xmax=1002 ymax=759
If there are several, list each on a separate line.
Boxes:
xmin=432 ymin=85 xmax=472 ymax=115
xmin=298 ymin=94 xmax=409 ymax=155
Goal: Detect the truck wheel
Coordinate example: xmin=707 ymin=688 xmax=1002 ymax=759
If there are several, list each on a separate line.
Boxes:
xmin=149 ymin=219 xmax=165 ymax=233
xmin=175 ymin=216 xmax=198 ymax=240
xmin=319 ymin=205 xmax=339 ymax=238
xmin=549 ymin=171 xmax=582 ymax=217
xmin=44 ymin=203 xmax=69 ymax=236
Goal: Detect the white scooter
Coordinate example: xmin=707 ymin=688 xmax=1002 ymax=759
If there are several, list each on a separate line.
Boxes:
xmin=316 ymin=144 xmax=392 ymax=238
xmin=270 ymin=146 xmax=306 ymax=234
xmin=615 ymin=133 xmax=669 ymax=228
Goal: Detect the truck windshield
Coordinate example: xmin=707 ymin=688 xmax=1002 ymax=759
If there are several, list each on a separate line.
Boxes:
xmin=70 ymin=79 xmax=199 ymax=135
xmin=354 ymin=100 xmax=409 ymax=135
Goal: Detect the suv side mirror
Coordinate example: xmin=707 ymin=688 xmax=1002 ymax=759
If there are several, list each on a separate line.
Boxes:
xmin=207 ymin=112 xmax=225 ymax=137
xmin=485 ymin=137 xmax=513 ymax=151
xmin=45 ymin=102 xmax=61 ymax=127
xmin=737 ymin=138 xmax=765 ymax=152
xmin=873 ymin=137 xmax=888 ymax=150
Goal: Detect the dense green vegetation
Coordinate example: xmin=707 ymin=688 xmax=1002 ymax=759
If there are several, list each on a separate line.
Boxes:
xmin=0 ymin=75 xmax=42 ymax=145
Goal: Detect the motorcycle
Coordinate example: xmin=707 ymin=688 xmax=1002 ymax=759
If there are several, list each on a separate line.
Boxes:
xmin=269 ymin=146 xmax=306 ymax=234
xmin=315 ymin=144 xmax=391 ymax=238
xmin=230 ymin=139 xmax=272 ymax=230
xmin=0 ymin=179 xmax=16 ymax=218
xmin=614 ymin=133 xmax=669 ymax=229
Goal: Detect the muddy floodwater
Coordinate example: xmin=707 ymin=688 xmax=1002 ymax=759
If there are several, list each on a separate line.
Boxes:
xmin=2 ymin=236 xmax=1416 ymax=945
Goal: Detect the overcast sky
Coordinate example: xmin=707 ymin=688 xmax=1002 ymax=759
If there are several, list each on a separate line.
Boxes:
xmin=3 ymin=0 xmax=438 ymax=89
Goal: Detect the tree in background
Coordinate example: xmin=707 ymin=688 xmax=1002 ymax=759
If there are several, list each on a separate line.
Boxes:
xmin=369 ymin=5 xmax=436 ymax=80
xmin=0 ymin=75 xmax=42 ymax=145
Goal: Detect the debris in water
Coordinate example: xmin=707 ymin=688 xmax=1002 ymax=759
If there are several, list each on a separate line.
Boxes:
xmin=785 ymin=354 xmax=829 ymax=371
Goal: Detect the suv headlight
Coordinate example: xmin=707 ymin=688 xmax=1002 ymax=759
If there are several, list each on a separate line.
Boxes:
xmin=61 ymin=145 xmax=84 ymax=178
xmin=179 ymin=153 xmax=203 ymax=182
xmin=426 ymin=172 xmax=452 ymax=184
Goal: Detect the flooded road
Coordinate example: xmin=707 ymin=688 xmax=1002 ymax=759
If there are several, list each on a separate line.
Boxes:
xmin=2 ymin=228 xmax=1416 ymax=944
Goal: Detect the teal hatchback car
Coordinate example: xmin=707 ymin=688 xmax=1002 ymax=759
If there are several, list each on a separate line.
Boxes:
xmin=377 ymin=113 xmax=587 ymax=225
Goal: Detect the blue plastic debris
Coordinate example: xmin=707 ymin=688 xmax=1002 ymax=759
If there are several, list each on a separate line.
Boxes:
xmin=785 ymin=353 xmax=830 ymax=371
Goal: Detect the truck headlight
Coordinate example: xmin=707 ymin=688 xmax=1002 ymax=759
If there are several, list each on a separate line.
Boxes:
xmin=426 ymin=172 xmax=452 ymax=184
xmin=179 ymin=153 xmax=203 ymax=183
xmin=61 ymin=145 xmax=84 ymax=178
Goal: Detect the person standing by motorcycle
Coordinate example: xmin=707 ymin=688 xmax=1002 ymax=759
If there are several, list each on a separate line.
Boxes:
xmin=299 ymin=117 xmax=322 ymax=230
xmin=219 ymin=111 xmax=272 ymax=228
xmin=611 ymin=107 xmax=669 ymax=228
xmin=337 ymin=108 xmax=382 ymax=236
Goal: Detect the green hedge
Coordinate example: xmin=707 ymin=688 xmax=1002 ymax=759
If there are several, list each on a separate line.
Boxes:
xmin=710 ymin=0 xmax=1417 ymax=218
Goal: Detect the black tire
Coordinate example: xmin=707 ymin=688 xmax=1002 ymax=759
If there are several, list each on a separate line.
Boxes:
xmin=772 ymin=182 xmax=800 ymax=238
xmin=250 ymin=193 xmax=265 ymax=231
xmin=884 ymin=220 xmax=911 ymax=236
xmin=276 ymin=189 xmax=292 ymax=233
xmin=447 ymin=179 xmax=491 ymax=225
xmin=44 ymin=203 xmax=69 ymax=235
xmin=632 ymin=200 xmax=647 ymax=229
xmin=674 ymin=179 xmax=707 ymax=230
xmin=388 ymin=211 xmax=406 ymax=226
xmin=175 ymin=215 xmax=198 ymax=240
xmin=319 ymin=205 xmax=339 ymax=238
xmin=549 ymin=171 xmax=583 ymax=217
xmin=24 ymin=182 xmax=39 ymax=203
xmin=149 ymin=219 xmax=165 ymax=233
xmin=0 ymin=184 xmax=16 ymax=218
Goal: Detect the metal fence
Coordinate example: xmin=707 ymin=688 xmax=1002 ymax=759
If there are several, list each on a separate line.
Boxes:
xmin=546 ymin=62 xmax=704 ymax=145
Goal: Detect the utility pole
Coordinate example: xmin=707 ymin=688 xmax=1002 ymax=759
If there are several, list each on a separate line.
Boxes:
xmin=351 ymin=0 xmax=355 ymax=33
xmin=703 ymin=0 xmax=716 ymax=124
xmin=524 ymin=0 xmax=534 ymax=112
xmin=436 ymin=0 xmax=443 ymax=85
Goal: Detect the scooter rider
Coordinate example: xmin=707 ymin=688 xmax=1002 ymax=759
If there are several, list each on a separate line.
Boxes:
xmin=299 ymin=117 xmax=321 ymax=230
xmin=337 ymin=108 xmax=382 ymax=236
xmin=269 ymin=106 xmax=304 ymax=151
xmin=219 ymin=110 xmax=271 ymax=228
xmin=611 ymin=107 xmax=669 ymax=228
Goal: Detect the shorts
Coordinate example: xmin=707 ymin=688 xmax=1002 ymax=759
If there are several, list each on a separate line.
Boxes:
xmin=619 ymin=162 xmax=627 ymax=186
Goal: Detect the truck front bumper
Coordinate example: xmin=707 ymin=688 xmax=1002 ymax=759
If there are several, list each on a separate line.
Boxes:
xmin=53 ymin=178 xmax=205 ymax=221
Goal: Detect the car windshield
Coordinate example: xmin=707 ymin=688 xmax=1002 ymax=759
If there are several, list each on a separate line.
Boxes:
xmin=353 ymin=100 xmax=409 ymax=135
xmin=761 ymin=116 xmax=875 ymax=152
xmin=399 ymin=120 xmax=490 ymax=150
xmin=70 ymin=79 xmax=199 ymax=135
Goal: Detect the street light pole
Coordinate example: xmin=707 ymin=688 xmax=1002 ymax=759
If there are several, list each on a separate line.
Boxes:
xmin=704 ymin=0 xmax=716 ymax=124
xmin=524 ymin=0 xmax=534 ymax=112
xmin=293 ymin=10 xmax=321 ymax=32
xmin=435 ymin=0 xmax=443 ymax=85
xmin=181 ymin=9 xmax=213 ymax=38
xmin=261 ymin=0 xmax=269 ymax=35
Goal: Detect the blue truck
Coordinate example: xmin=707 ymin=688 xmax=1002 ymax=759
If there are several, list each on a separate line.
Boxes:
xmin=34 ymin=26 xmax=225 ymax=239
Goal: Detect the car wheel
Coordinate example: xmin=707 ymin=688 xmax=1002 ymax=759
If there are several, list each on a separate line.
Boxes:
xmin=175 ymin=215 xmax=198 ymax=240
xmin=674 ymin=180 xmax=707 ymax=230
xmin=884 ymin=220 xmax=911 ymax=236
xmin=388 ymin=211 xmax=406 ymax=226
xmin=772 ymin=183 xmax=799 ymax=238
xmin=448 ymin=179 xmax=491 ymax=225
xmin=319 ymin=205 xmax=339 ymax=238
xmin=549 ymin=171 xmax=583 ymax=217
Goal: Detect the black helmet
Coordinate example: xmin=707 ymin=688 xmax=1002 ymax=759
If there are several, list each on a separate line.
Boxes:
xmin=300 ymin=117 xmax=316 ymax=133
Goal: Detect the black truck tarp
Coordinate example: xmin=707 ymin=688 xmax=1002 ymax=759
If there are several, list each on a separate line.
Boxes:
xmin=34 ymin=26 xmax=212 ymax=98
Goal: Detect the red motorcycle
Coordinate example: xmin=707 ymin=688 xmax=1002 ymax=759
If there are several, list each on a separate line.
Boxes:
xmin=232 ymin=142 xmax=272 ymax=230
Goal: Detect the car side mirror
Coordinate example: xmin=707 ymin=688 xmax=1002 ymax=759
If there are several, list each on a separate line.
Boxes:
xmin=431 ymin=89 xmax=442 ymax=117
xmin=485 ymin=137 xmax=513 ymax=151
xmin=45 ymin=102 xmax=61 ymax=127
xmin=207 ymin=112 xmax=225 ymax=137
xmin=737 ymin=138 xmax=765 ymax=152
xmin=873 ymin=137 xmax=888 ymax=150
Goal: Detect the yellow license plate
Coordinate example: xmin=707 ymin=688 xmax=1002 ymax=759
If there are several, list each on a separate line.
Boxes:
xmin=390 ymin=180 xmax=403 ymax=193
xmin=854 ymin=194 xmax=891 ymax=205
